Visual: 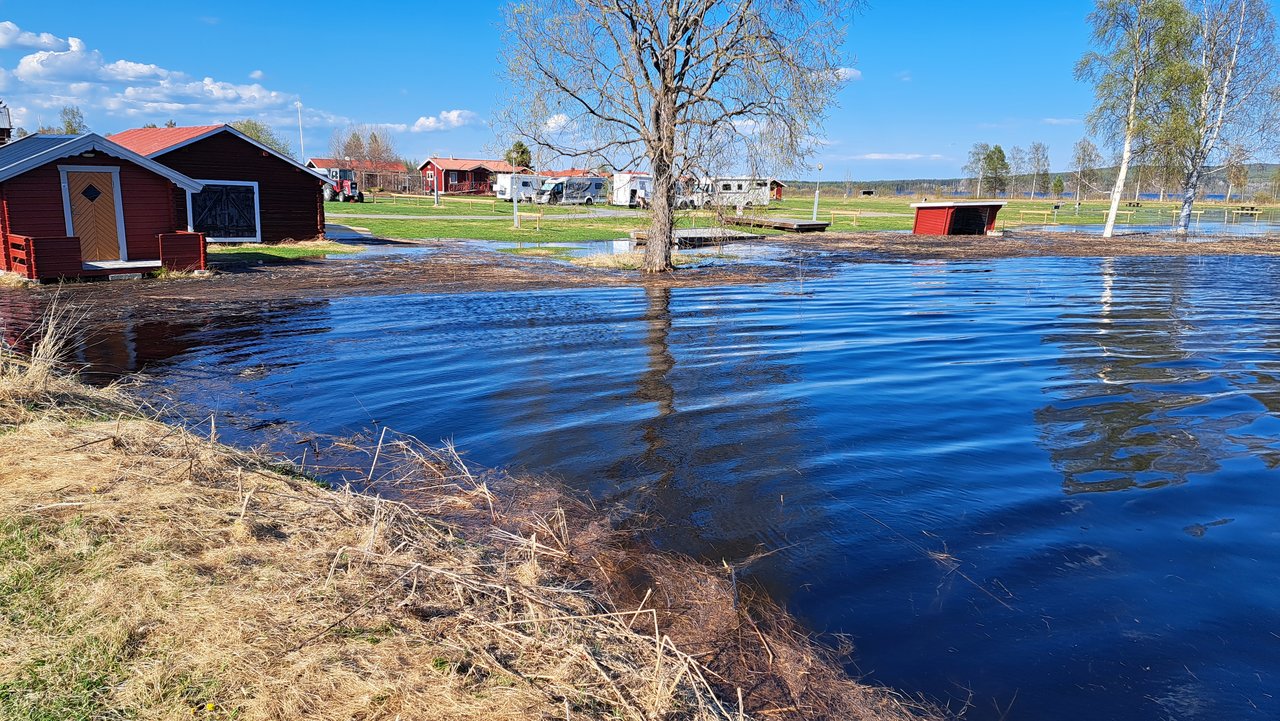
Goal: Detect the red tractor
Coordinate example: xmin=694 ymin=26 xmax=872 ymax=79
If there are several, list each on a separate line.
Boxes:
xmin=323 ymin=168 xmax=365 ymax=203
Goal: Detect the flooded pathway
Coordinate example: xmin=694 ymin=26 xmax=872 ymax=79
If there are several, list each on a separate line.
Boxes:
xmin=3 ymin=253 xmax=1278 ymax=720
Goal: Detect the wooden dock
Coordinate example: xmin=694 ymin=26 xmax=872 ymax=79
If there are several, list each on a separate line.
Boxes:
xmin=727 ymin=216 xmax=831 ymax=233
xmin=630 ymin=227 xmax=764 ymax=246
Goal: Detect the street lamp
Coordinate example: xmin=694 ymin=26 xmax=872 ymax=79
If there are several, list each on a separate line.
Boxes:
xmin=812 ymin=162 xmax=824 ymax=221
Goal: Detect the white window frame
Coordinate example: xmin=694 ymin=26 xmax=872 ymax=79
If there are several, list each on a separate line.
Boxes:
xmin=186 ymin=180 xmax=262 ymax=243
xmin=58 ymin=165 xmax=129 ymax=261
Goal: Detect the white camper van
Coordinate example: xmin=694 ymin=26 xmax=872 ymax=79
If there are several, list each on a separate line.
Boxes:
xmin=611 ymin=172 xmax=653 ymax=207
xmin=707 ymin=177 xmax=773 ymax=208
xmin=494 ymin=173 xmax=543 ymax=203
xmin=535 ymin=176 xmax=608 ymax=205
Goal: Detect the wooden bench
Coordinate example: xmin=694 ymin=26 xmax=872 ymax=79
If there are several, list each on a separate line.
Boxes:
xmin=1230 ymin=208 xmax=1263 ymax=222
xmin=1125 ymin=201 xmax=1142 ymax=208
xmin=828 ymin=210 xmax=861 ymax=227
xmin=1018 ymin=209 xmax=1056 ymax=223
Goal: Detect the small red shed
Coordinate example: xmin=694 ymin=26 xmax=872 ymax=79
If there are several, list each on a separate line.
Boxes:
xmin=419 ymin=157 xmax=531 ymax=195
xmin=110 ymin=125 xmax=330 ymax=244
xmin=0 ymin=133 xmax=206 ymax=280
xmin=911 ymin=201 xmax=1007 ymax=235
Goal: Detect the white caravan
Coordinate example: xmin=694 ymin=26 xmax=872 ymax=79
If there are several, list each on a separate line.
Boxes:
xmin=535 ymin=176 xmax=608 ymax=205
xmin=706 ymin=177 xmax=773 ymax=208
xmin=611 ymin=172 xmax=653 ymax=207
xmin=494 ymin=173 xmax=543 ymax=202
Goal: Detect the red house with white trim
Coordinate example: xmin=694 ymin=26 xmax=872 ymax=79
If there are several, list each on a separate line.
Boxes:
xmin=0 ymin=133 xmax=206 ymax=280
xmin=418 ymin=157 xmax=531 ymax=195
xmin=110 ymin=125 xmax=329 ymax=243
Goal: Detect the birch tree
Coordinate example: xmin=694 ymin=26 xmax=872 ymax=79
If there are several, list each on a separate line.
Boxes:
xmin=1071 ymin=137 xmax=1104 ymax=203
xmin=1008 ymin=145 xmax=1028 ymax=198
xmin=1077 ymin=0 xmax=1192 ymax=238
xmin=965 ymin=142 xmax=991 ymax=197
xmin=1029 ymin=142 xmax=1052 ymax=197
xmin=500 ymin=0 xmax=857 ymax=272
xmin=1160 ymin=0 xmax=1280 ymax=232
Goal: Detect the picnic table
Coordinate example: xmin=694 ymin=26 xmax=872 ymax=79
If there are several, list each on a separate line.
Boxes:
xmin=1125 ymin=201 xmax=1142 ymax=207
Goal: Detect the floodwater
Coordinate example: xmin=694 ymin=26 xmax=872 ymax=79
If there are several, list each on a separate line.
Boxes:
xmin=4 ymin=253 xmax=1280 ymax=720
xmin=1035 ymin=218 xmax=1280 ymax=237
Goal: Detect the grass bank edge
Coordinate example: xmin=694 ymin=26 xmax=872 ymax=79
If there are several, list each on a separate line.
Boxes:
xmin=0 ymin=306 xmax=941 ymax=721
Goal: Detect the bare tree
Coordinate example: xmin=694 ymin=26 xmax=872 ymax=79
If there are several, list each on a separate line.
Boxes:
xmin=1028 ymin=142 xmax=1052 ymax=197
xmin=964 ymin=142 xmax=991 ymax=197
xmin=1008 ymin=145 xmax=1028 ymax=198
xmin=1077 ymin=0 xmax=1191 ymax=238
xmin=1071 ymin=137 xmax=1105 ymax=204
xmin=1160 ymin=0 xmax=1280 ymax=231
xmin=500 ymin=0 xmax=857 ymax=272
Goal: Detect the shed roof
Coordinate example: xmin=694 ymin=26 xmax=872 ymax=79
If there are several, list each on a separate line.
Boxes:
xmin=543 ymin=168 xmax=596 ymax=177
xmin=419 ymin=157 xmax=530 ymax=173
xmin=910 ymin=201 xmax=1008 ymax=209
xmin=109 ymin=124 xmax=329 ymax=184
xmin=0 ymin=133 xmax=204 ymax=191
xmin=107 ymin=125 xmax=223 ymax=156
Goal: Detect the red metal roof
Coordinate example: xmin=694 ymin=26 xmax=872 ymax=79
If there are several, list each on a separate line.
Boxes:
xmin=419 ymin=157 xmax=530 ymax=173
xmin=307 ymin=157 xmax=406 ymax=173
xmin=107 ymin=125 xmax=225 ymax=156
xmin=543 ymin=168 xmax=596 ymax=177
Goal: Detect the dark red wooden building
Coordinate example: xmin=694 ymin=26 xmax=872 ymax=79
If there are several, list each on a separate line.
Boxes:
xmin=418 ymin=157 xmax=530 ymax=195
xmin=0 ymin=133 xmax=206 ymax=280
xmin=911 ymin=201 xmax=1007 ymax=235
xmin=110 ymin=125 xmax=329 ymax=243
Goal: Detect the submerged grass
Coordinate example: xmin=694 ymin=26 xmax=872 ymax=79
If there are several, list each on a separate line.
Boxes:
xmin=0 ymin=304 xmax=941 ymax=721
xmin=571 ymin=252 xmax=727 ymax=270
xmin=206 ymin=240 xmax=363 ymax=265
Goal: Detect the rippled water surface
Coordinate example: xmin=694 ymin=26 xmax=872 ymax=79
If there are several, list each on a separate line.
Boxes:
xmin=6 ymin=254 xmax=1279 ymax=720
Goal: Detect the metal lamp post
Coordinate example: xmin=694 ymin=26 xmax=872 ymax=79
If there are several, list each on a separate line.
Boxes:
xmin=294 ymin=102 xmax=305 ymax=160
xmin=812 ymin=163 xmax=824 ymax=221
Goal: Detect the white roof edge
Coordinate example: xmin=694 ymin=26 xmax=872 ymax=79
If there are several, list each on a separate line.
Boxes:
xmin=0 ymin=133 xmax=204 ymax=192
xmin=151 ymin=126 xmax=331 ymax=184
xmin=910 ymin=201 xmax=1009 ymax=208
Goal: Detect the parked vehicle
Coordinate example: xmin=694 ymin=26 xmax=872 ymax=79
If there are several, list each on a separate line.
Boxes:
xmin=535 ymin=176 xmax=607 ymax=205
xmin=705 ymin=176 xmax=772 ymax=208
xmin=494 ymin=173 xmax=544 ymax=203
xmin=611 ymin=172 xmax=652 ymax=207
xmin=322 ymin=167 xmax=364 ymax=203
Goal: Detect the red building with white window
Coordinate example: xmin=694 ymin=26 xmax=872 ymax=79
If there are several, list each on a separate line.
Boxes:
xmin=418 ymin=157 xmax=531 ymax=195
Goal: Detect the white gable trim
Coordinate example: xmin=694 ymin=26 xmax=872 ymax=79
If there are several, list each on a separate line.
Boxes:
xmin=0 ymin=133 xmax=203 ymax=192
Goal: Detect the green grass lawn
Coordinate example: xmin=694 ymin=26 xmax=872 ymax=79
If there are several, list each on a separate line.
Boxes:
xmin=207 ymin=241 xmax=362 ymax=264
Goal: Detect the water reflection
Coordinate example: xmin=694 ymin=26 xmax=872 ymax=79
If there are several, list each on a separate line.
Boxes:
xmin=1036 ymin=256 xmax=1277 ymax=493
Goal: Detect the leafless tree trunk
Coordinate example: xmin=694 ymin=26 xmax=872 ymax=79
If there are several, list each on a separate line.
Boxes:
xmin=499 ymin=0 xmax=858 ymax=272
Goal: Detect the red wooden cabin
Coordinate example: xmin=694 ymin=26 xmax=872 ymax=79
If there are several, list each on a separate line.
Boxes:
xmin=419 ymin=157 xmax=531 ymax=195
xmin=0 ymin=133 xmax=206 ymax=281
xmin=110 ymin=125 xmax=329 ymax=244
xmin=911 ymin=201 xmax=1007 ymax=235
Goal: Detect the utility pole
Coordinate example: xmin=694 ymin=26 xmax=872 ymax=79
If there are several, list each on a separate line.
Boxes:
xmin=811 ymin=163 xmax=823 ymax=221
xmin=513 ymin=176 xmax=520 ymax=228
xmin=295 ymin=101 xmax=305 ymax=160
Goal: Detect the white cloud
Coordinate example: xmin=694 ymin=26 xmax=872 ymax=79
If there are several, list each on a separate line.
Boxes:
xmin=835 ymin=67 xmax=862 ymax=82
xmin=1042 ymin=117 xmax=1081 ymax=125
xmin=849 ymin=152 xmax=945 ymax=161
xmin=249 ymin=69 xmax=264 ymax=80
xmin=542 ymin=113 xmax=571 ymax=133
xmin=411 ymin=109 xmax=478 ymax=132
xmin=895 ymin=70 xmax=912 ymax=82
xmin=0 ymin=21 xmax=67 ymax=51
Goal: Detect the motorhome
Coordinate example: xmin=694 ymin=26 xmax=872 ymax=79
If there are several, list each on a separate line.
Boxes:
xmin=494 ymin=173 xmax=543 ymax=202
xmin=535 ymin=176 xmax=608 ymax=205
xmin=611 ymin=172 xmax=653 ymax=207
xmin=706 ymin=177 xmax=773 ymax=208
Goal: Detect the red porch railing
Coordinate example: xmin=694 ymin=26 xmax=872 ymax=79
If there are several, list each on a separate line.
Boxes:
xmin=158 ymin=231 xmax=206 ymax=272
xmin=445 ymin=180 xmax=493 ymax=195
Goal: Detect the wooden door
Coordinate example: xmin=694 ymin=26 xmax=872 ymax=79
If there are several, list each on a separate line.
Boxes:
xmin=66 ymin=171 xmax=121 ymax=261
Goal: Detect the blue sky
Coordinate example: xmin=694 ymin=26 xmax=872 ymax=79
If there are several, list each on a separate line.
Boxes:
xmin=1 ymin=1 xmax=1122 ymax=179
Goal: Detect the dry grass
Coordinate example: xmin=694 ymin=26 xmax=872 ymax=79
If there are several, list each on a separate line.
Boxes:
xmin=572 ymin=252 xmax=715 ymax=270
xmin=0 ymin=305 xmax=940 ymax=721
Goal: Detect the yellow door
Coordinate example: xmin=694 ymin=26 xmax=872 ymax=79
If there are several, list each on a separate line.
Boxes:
xmin=66 ymin=171 xmax=121 ymax=261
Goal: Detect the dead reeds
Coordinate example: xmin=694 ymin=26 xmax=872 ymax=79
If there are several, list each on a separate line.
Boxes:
xmin=0 ymin=307 xmax=940 ymax=721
